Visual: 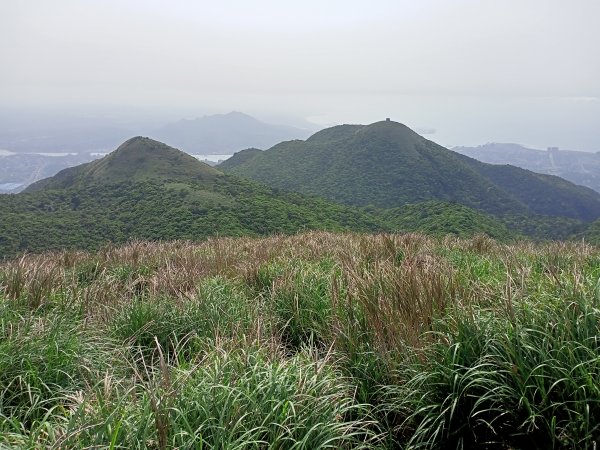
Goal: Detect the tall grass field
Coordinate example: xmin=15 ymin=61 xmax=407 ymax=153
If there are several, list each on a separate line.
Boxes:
xmin=1 ymin=232 xmax=599 ymax=448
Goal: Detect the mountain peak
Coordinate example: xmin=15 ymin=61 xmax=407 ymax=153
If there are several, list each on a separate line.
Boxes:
xmin=118 ymin=135 xmax=155 ymax=146
xmin=25 ymin=137 xmax=221 ymax=192
xmin=221 ymin=119 xmax=600 ymax=221
xmin=198 ymin=111 xmax=259 ymax=124
xmin=109 ymin=135 xmax=182 ymax=158
xmin=358 ymin=120 xmax=425 ymax=141
xmin=224 ymin=111 xmax=255 ymax=119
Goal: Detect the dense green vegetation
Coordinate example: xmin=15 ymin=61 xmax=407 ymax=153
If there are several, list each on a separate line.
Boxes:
xmin=0 ymin=177 xmax=389 ymax=257
xmin=577 ymin=218 xmax=600 ymax=245
xmin=220 ymin=120 xmax=600 ymax=221
xmin=1 ymin=181 xmax=528 ymax=258
xmin=1 ymin=136 xmax=534 ymax=258
xmin=456 ymin=155 xmax=600 ymax=221
xmin=2 ymin=134 xmax=598 ymax=259
xmin=380 ymin=200 xmax=515 ymax=240
xmin=1 ymin=232 xmax=599 ymax=448
xmin=24 ymin=137 xmax=221 ymax=192
xmin=501 ymin=214 xmax=589 ymax=242
xmin=0 ymin=137 xmax=383 ymax=257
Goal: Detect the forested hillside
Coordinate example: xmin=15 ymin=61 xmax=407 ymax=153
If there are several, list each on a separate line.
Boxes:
xmin=221 ymin=120 xmax=600 ymax=221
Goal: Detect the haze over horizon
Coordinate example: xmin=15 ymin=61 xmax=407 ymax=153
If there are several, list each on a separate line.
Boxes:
xmin=1 ymin=0 xmax=599 ymax=151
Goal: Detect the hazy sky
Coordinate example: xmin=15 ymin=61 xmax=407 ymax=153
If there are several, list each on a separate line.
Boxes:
xmin=1 ymin=0 xmax=599 ymax=150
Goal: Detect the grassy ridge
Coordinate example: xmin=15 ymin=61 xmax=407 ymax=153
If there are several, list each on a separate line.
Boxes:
xmin=1 ymin=232 xmax=599 ymax=448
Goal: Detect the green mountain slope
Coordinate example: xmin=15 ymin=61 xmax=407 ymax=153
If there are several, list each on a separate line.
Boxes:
xmin=1 ymin=137 xmax=395 ymax=257
xmin=381 ymin=201 xmax=515 ymax=241
xmin=1 ymin=179 xmax=394 ymax=257
xmin=456 ymin=155 xmax=600 ymax=221
xmin=25 ymin=137 xmax=219 ymax=192
xmin=575 ymin=218 xmax=600 ymax=245
xmin=218 ymin=147 xmax=263 ymax=170
xmin=0 ymin=136 xmax=574 ymax=258
xmin=453 ymin=143 xmax=600 ymax=194
xmin=221 ymin=120 xmax=600 ymax=221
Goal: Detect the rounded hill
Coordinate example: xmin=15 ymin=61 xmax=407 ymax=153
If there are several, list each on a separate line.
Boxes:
xmin=25 ymin=137 xmax=221 ymax=192
xmin=220 ymin=120 xmax=600 ymax=221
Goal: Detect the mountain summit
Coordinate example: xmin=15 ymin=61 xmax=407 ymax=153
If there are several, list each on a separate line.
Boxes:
xmin=25 ymin=137 xmax=220 ymax=192
xmin=220 ymin=120 xmax=600 ymax=221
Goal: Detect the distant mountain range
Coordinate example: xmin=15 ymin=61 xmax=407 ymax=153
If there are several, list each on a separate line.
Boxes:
xmin=149 ymin=111 xmax=314 ymax=154
xmin=0 ymin=111 xmax=315 ymax=155
xmin=220 ymin=120 xmax=600 ymax=222
xmin=453 ymin=143 xmax=600 ymax=194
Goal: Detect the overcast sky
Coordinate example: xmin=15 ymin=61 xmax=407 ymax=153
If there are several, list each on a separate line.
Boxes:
xmin=1 ymin=0 xmax=599 ymax=150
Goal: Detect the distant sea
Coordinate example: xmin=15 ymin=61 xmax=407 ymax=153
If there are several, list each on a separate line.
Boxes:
xmin=0 ymin=150 xmax=78 ymax=157
xmin=0 ymin=183 xmax=23 ymax=191
xmin=0 ymin=150 xmax=233 ymax=162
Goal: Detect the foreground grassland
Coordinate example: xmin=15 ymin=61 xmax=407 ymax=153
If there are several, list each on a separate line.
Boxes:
xmin=0 ymin=232 xmax=599 ymax=449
